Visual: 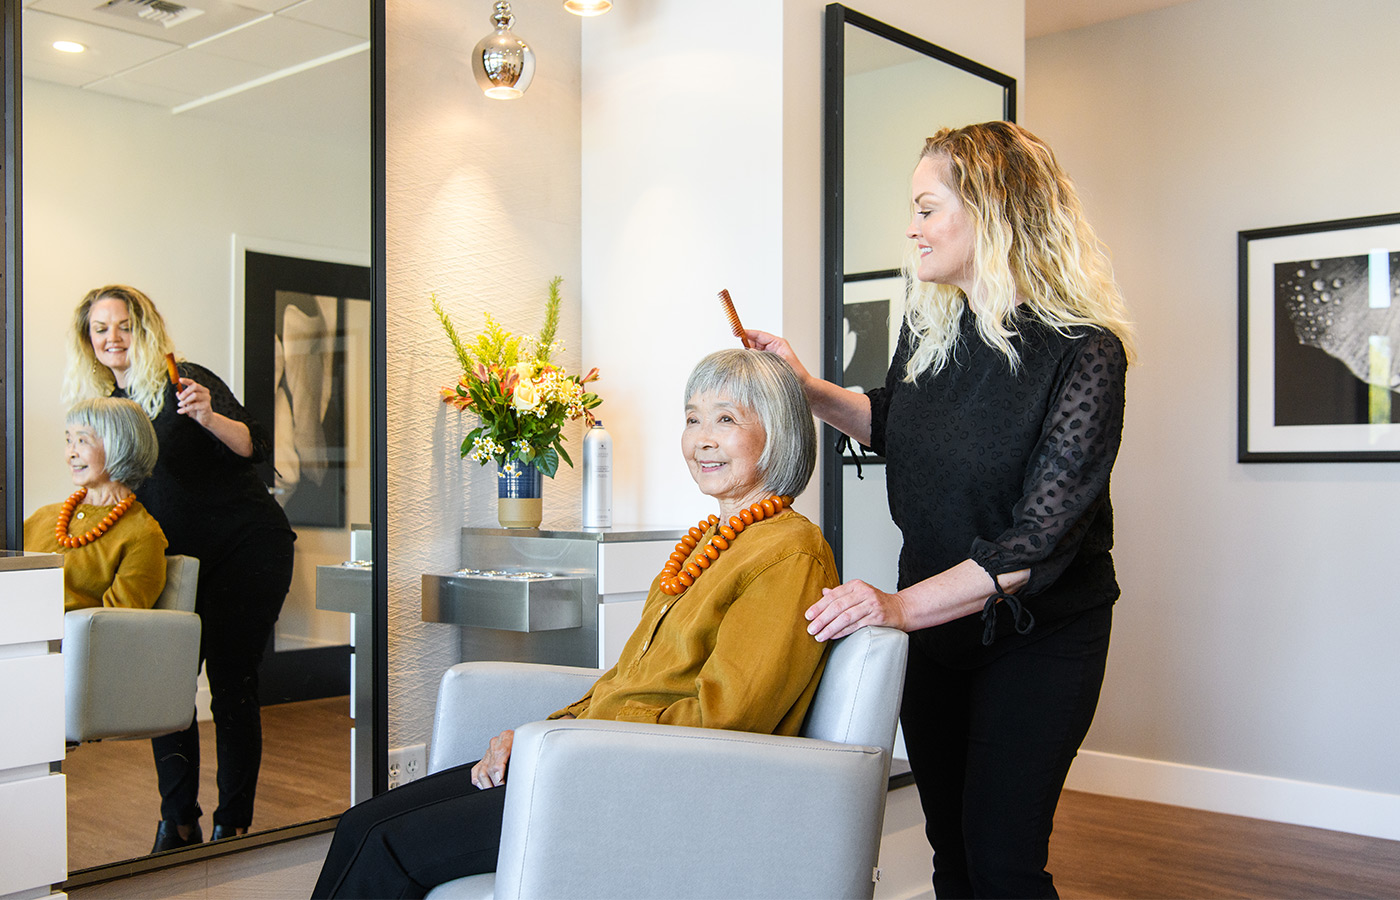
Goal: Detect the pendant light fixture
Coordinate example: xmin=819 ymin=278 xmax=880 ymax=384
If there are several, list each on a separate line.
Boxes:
xmin=563 ymin=0 xmax=612 ymax=14
xmin=472 ymin=1 xmax=536 ymax=100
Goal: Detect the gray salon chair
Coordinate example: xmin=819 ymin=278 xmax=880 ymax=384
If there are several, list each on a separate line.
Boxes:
xmin=425 ymin=624 xmax=909 ymax=900
xmin=64 ymin=554 xmax=201 ymax=743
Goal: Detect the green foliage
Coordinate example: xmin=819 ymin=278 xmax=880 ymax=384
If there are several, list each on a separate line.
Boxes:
xmin=435 ymin=278 xmax=601 ymax=477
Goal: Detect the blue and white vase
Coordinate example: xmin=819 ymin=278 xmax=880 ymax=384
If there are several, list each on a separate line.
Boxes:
xmin=497 ymin=461 xmax=544 ymax=528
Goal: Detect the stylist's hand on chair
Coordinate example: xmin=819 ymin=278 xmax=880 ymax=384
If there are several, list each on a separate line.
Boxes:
xmin=471 ymin=730 xmax=514 ymax=789
xmin=805 ymin=580 xmax=909 ymax=642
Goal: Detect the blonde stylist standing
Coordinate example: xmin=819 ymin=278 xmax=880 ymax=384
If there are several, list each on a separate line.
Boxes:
xmin=64 ymin=285 xmax=295 ymax=852
xmin=749 ymin=122 xmax=1135 ymax=898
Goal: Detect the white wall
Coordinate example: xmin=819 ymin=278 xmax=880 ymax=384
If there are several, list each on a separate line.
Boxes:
xmin=22 ymin=78 xmax=370 ymax=650
xmin=580 ymin=0 xmax=1023 ymax=529
xmin=384 ymin=0 xmax=582 ymax=747
xmin=1027 ymin=0 xmax=1400 ymax=837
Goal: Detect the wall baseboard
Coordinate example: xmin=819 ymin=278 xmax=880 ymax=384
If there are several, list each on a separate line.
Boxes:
xmin=1066 ymin=750 xmax=1400 ymax=842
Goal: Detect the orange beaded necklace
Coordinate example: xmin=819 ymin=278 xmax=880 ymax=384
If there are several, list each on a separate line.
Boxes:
xmin=54 ymin=488 xmax=137 ymax=549
xmin=659 ymin=494 xmax=793 ymax=596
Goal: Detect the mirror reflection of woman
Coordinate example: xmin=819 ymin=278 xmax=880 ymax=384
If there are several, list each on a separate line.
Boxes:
xmin=751 ymin=121 xmax=1135 ymax=898
xmin=23 ymin=397 xmax=167 ymax=611
xmin=63 ymin=285 xmax=296 ymax=853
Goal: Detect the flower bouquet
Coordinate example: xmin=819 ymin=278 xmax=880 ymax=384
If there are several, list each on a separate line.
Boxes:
xmin=434 ymin=278 xmax=601 ymax=526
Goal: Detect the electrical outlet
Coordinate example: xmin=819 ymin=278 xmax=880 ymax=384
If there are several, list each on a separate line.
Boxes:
xmin=387 ymin=743 xmax=427 ymax=790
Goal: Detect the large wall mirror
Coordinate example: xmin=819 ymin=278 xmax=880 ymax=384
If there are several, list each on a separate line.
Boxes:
xmin=821 ymin=3 xmax=1015 ymax=581
xmin=5 ymin=0 xmax=383 ymax=881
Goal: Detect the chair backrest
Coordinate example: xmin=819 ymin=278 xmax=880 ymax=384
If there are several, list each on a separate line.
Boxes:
xmin=800 ymin=625 xmax=908 ymax=754
xmin=154 ymin=554 xmax=199 ymax=612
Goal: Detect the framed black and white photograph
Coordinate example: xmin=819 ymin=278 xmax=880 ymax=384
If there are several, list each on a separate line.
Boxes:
xmin=244 ymin=250 xmax=372 ymax=526
xmin=1239 ymin=213 xmax=1400 ymax=462
xmin=842 ymin=270 xmax=905 ymax=393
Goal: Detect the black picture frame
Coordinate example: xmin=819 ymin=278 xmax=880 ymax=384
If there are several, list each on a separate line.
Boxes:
xmin=244 ymin=250 xmax=372 ymax=526
xmin=1239 ymin=212 xmax=1400 ymax=462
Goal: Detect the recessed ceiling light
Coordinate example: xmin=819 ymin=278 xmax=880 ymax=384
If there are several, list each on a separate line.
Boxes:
xmin=563 ymin=0 xmax=611 ymax=15
xmin=53 ymin=40 xmax=87 ymax=53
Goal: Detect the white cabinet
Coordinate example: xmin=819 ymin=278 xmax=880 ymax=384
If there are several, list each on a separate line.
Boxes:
xmin=0 ymin=554 xmax=67 ymax=898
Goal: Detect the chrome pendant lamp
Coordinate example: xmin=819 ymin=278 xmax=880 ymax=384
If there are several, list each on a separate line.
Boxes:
xmin=472 ymin=1 xmax=536 ymax=100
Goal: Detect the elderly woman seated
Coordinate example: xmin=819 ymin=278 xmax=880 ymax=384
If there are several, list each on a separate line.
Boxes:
xmin=24 ymin=396 xmax=168 ymax=610
xmin=313 ymin=349 xmax=837 ymax=899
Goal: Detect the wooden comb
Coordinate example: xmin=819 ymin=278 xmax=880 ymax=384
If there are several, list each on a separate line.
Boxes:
xmin=718 ymin=289 xmax=750 ymax=348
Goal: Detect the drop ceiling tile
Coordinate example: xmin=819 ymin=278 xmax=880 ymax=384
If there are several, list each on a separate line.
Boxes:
xmin=193 ymin=14 xmax=364 ymax=68
xmin=85 ymin=76 xmax=201 ymax=108
xmin=29 ymin=0 xmax=270 ymax=48
xmin=279 ymin=0 xmax=369 ymax=40
xmin=23 ymin=10 xmax=180 ymax=82
xmin=23 ymin=60 xmax=92 ymax=88
xmin=119 ymin=46 xmax=273 ymax=95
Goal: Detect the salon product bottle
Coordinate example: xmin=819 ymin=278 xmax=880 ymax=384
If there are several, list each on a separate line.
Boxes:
xmin=582 ymin=420 xmax=613 ymax=528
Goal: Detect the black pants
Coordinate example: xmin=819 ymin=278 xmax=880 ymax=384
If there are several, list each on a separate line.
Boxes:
xmin=151 ymin=527 xmax=295 ymax=830
xmin=901 ymin=603 xmax=1112 ymax=899
xmin=312 ymin=762 xmax=505 ymax=899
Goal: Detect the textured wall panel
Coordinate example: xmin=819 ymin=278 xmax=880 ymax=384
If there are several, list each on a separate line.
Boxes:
xmin=386 ymin=0 xmax=581 ymax=749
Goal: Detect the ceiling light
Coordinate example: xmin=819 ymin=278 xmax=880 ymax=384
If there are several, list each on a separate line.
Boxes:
xmin=563 ymin=0 xmax=612 ymax=15
xmin=472 ymin=1 xmax=535 ymax=101
xmin=53 ymin=40 xmax=87 ymax=53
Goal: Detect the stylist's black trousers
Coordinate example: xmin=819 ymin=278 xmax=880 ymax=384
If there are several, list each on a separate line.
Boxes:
xmin=152 ymin=526 xmax=295 ymax=830
xmin=900 ymin=603 xmax=1112 ymax=900
xmin=312 ymin=761 xmax=505 ymax=899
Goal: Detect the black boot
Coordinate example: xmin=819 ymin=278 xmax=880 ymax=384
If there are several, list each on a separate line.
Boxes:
xmin=152 ymin=820 xmax=203 ymax=853
xmin=210 ymin=824 xmax=243 ymax=841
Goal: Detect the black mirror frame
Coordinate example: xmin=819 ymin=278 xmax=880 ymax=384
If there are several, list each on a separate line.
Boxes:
xmin=820 ymin=3 xmax=1016 ymax=574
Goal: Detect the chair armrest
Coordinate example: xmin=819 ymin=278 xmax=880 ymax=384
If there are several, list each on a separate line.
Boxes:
xmin=493 ymin=719 xmax=888 ymax=900
xmin=428 ymin=661 xmax=602 ymax=773
xmin=64 ymin=607 xmax=201 ymax=743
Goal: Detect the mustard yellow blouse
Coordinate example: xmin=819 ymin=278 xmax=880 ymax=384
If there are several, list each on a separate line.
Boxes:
xmin=24 ymin=500 xmax=169 ymax=612
xmin=553 ymin=508 xmax=838 ymax=737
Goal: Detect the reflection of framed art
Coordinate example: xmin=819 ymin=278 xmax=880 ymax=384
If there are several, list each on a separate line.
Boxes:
xmin=244 ymin=251 xmax=372 ymax=526
xmin=841 ymin=270 xmax=904 ymax=392
xmin=1239 ymin=213 xmax=1400 ymax=462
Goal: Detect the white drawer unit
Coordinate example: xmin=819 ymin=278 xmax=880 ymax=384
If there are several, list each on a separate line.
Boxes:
xmin=0 ymin=553 xmax=67 ymax=897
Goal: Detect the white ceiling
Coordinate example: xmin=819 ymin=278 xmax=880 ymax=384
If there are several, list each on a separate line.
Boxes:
xmin=22 ymin=0 xmax=367 ymax=139
xmin=1026 ymin=0 xmax=1196 ymax=38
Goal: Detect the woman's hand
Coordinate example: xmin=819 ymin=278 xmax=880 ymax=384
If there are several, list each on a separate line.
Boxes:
xmin=470 ymin=729 xmax=515 ymax=789
xmin=175 ymin=378 xmax=255 ymax=457
xmin=175 ymin=378 xmax=215 ymax=427
xmin=746 ymin=329 xmax=873 ymax=446
xmin=745 ymin=330 xmax=814 ymax=385
xmin=805 ymin=579 xmax=909 ymax=642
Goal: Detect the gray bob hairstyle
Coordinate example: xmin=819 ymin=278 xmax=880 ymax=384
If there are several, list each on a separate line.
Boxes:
xmin=66 ymin=397 xmax=159 ymax=490
xmin=684 ymin=349 xmax=816 ymax=499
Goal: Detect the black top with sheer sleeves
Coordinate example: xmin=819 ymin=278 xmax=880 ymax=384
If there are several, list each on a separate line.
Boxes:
xmin=113 ymin=361 xmax=292 ymax=568
xmin=866 ymin=306 xmax=1127 ymax=667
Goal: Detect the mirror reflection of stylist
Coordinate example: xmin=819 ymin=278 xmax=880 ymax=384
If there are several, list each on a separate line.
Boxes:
xmin=750 ymin=122 xmax=1135 ymax=899
xmin=63 ymin=285 xmax=296 ymax=853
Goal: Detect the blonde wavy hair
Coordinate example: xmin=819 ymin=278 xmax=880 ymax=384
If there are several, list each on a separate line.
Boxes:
xmin=63 ymin=285 xmax=179 ymax=419
xmin=901 ymin=121 xmax=1136 ymax=381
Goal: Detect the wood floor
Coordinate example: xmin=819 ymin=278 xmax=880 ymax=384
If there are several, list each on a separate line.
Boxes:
xmin=63 ymin=696 xmax=351 ymax=874
xmin=1049 ymin=789 xmax=1400 ymax=899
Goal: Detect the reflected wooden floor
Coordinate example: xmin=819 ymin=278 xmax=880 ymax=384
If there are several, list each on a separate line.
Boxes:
xmin=64 ymin=696 xmax=351 ymax=873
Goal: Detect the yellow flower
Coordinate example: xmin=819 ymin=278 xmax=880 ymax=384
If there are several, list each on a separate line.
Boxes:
xmin=512 ymin=378 xmax=540 ymax=410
